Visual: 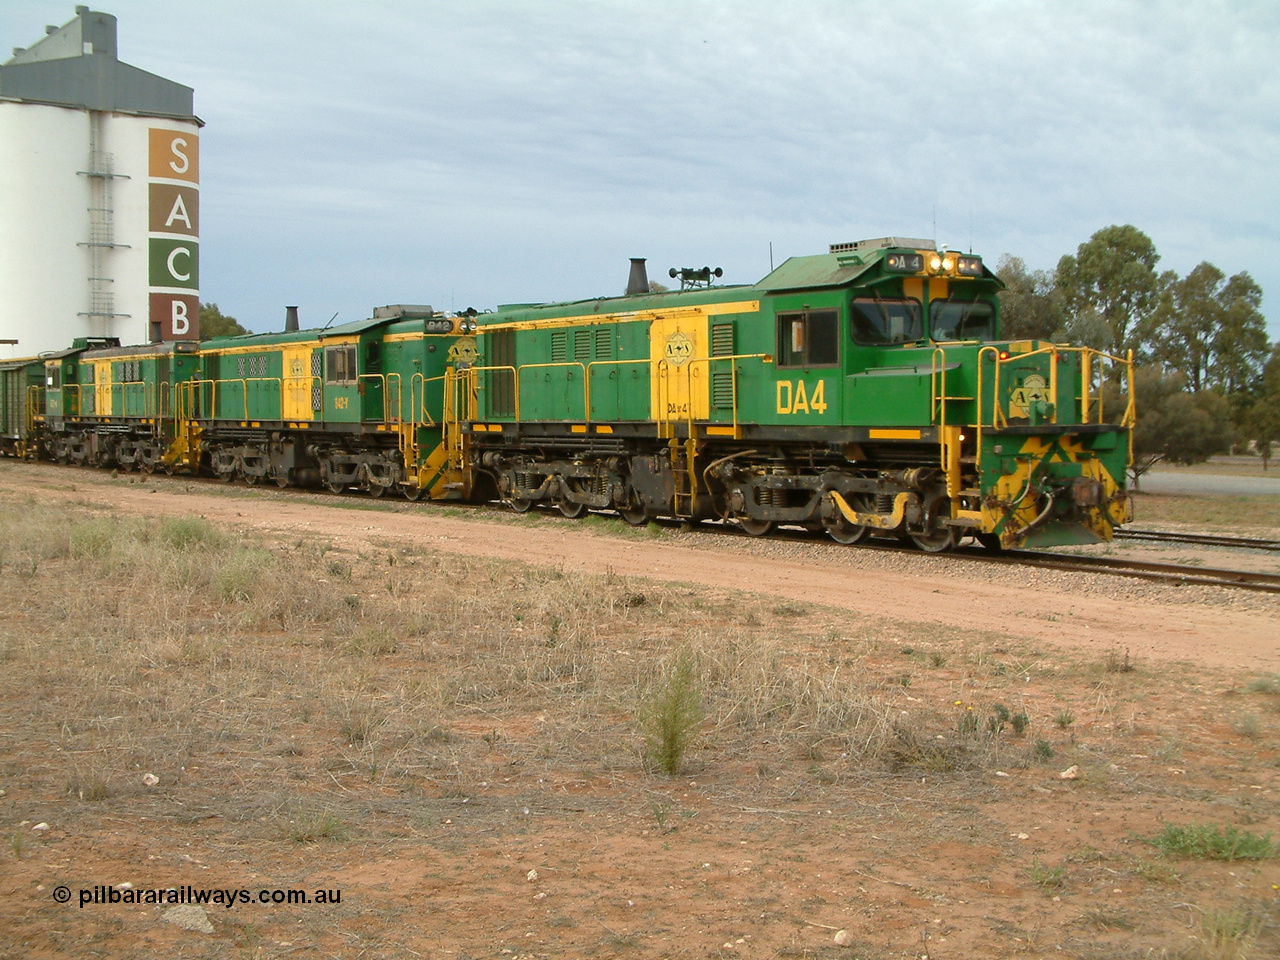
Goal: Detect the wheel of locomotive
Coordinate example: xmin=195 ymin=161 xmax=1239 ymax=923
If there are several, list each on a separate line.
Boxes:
xmin=823 ymin=514 xmax=871 ymax=545
xmin=368 ymin=482 xmax=387 ymax=498
xmin=509 ymin=497 xmax=533 ymax=513
xmin=738 ymin=517 xmax=774 ymax=537
xmin=558 ymin=500 xmax=588 ymax=519
xmin=618 ymin=505 xmax=649 ymax=526
xmin=908 ymin=524 xmax=955 ymax=553
xmin=243 ymin=471 xmax=259 ymax=486
xmin=274 ymin=469 xmax=290 ymax=489
xmin=325 ymin=481 xmax=346 ymax=494
xmin=975 ymin=533 xmax=1004 ymax=552
xmin=402 ymin=483 xmax=426 ymax=502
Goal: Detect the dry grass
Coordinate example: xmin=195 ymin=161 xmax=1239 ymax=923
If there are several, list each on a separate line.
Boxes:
xmin=1132 ymin=492 xmax=1280 ymax=532
xmin=2 ymin=484 xmax=1279 ymax=959
xmin=0 ymin=497 xmax=914 ymax=815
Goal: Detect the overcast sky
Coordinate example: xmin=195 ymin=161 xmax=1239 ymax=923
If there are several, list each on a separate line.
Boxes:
xmin=5 ymin=0 xmax=1278 ymax=338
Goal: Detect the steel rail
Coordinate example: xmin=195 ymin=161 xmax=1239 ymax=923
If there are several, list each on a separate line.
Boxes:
xmin=961 ymin=547 xmax=1280 ymax=594
xmin=1113 ymin=529 xmax=1280 ymax=552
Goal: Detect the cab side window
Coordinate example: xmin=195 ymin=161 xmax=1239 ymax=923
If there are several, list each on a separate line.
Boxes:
xmin=777 ymin=309 xmax=839 ymax=367
xmin=324 ymin=345 xmax=358 ymax=385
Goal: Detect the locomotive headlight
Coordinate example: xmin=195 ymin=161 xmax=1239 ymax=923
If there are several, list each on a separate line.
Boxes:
xmin=929 ymin=255 xmax=943 ymax=272
xmin=957 ymin=256 xmax=983 ymax=277
xmin=942 ymin=256 xmax=955 ymax=272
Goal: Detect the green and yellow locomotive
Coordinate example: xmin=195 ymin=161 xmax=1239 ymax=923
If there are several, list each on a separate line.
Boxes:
xmin=460 ymin=238 xmax=1133 ymax=550
xmin=29 ymin=308 xmax=478 ymax=502
xmin=10 ymin=236 xmax=1133 ymax=553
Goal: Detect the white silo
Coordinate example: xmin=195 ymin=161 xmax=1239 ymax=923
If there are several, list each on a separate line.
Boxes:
xmin=0 ymin=7 xmax=202 ymax=357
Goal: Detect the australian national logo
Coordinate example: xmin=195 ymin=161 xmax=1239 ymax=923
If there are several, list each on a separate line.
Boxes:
xmin=1009 ymin=373 xmax=1049 ymax=417
xmin=663 ymin=331 xmax=693 ymax=367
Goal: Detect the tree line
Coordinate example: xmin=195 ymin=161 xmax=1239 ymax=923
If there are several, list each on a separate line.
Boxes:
xmin=997 ymin=225 xmax=1278 ymax=478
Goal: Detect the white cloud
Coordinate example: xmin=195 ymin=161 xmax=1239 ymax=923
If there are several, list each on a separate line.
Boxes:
xmin=2 ymin=0 xmax=1276 ymax=335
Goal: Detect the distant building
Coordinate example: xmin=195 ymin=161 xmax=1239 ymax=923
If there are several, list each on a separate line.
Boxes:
xmin=0 ymin=6 xmax=202 ymax=356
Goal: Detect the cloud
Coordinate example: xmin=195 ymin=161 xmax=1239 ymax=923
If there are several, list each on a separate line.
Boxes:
xmin=2 ymin=0 xmax=1276 ymax=335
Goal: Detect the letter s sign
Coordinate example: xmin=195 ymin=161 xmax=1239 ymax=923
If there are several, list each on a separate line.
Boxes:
xmin=149 ymin=128 xmax=199 ymax=183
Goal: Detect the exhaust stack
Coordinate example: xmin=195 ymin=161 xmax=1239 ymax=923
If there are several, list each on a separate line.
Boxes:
xmin=625 ymin=258 xmax=649 ymax=296
xmin=285 ymin=305 xmax=299 ymax=332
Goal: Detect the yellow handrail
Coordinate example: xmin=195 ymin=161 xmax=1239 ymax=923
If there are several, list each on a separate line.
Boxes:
xmin=656 ymin=353 xmax=773 ymax=439
xmin=517 ymin=361 xmax=588 ymax=419
xmin=461 ymin=365 xmax=518 ymax=421
xmin=585 ymin=357 xmax=652 ymax=423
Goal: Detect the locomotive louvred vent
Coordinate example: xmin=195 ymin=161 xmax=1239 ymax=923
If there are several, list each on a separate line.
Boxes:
xmin=711 ymin=322 xmax=735 ymax=409
xmin=551 ymin=332 xmax=568 ymax=363
xmin=594 ymin=328 xmax=613 ymax=358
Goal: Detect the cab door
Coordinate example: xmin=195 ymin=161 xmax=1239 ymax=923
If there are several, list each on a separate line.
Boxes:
xmin=281 ymin=344 xmax=314 ymax=422
xmin=649 ymin=309 xmax=709 ymax=432
xmin=360 ymin=337 xmax=385 ymax=421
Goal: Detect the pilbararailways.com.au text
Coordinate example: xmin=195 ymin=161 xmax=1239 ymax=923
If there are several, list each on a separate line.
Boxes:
xmin=65 ymin=885 xmax=341 ymax=909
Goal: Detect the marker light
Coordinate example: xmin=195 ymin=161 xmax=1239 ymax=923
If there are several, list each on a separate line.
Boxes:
xmin=999 ymin=350 xmax=1010 ymax=360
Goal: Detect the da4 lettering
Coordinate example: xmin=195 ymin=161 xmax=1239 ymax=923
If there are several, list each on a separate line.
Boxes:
xmin=776 ymin=378 xmax=828 ymax=415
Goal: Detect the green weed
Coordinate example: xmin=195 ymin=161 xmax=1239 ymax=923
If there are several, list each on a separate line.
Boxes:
xmin=1029 ymin=858 xmax=1065 ymax=892
xmin=1147 ymin=823 xmax=1275 ymax=861
xmin=642 ymin=651 xmax=705 ymax=776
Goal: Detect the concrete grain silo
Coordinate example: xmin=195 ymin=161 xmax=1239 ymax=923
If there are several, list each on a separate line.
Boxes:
xmin=0 ymin=6 xmax=202 ymax=356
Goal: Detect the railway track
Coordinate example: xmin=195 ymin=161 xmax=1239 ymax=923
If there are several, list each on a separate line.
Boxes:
xmin=1114 ymin=528 xmax=1280 ymax=552
xmin=957 ymin=547 xmax=1280 ymax=594
xmin=16 ymin=461 xmax=1280 ymax=595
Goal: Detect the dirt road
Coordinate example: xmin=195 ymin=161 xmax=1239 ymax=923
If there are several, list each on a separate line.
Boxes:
xmin=4 ymin=461 xmax=1276 ymax=672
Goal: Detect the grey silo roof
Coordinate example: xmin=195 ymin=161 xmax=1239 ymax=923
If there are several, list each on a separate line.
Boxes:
xmin=1 ymin=7 xmax=198 ymax=122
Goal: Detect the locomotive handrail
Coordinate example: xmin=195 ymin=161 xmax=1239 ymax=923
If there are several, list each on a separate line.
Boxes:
xmin=657 ymin=352 xmax=773 ymax=440
xmin=585 ymin=357 xmax=651 ymax=423
xmin=410 ymin=372 xmax=448 ymax=427
xmin=974 ymin=346 xmax=1004 ymax=459
xmin=65 ymin=382 xmax=95 ymax=417
xmin=356 ymin=373 xmax=397 ymax=423
xmin=517 ymin=361 xmax=588 ymax=421
xmin=387 ymin=372 xmax=402 ymax=423
xmin=25 ymin=383 xmax=43 ymax=438
xmin=109 ymin=379 xmax=153 ymax=418
xmin=1077 ymin=346 xmax=1135 ymax=429
xmin=461 ymin=365 xmax=518 ymax=421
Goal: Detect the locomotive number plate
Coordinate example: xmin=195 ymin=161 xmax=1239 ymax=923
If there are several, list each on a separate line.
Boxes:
xmin=776 ymin=378 xmax=828 ymax=415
